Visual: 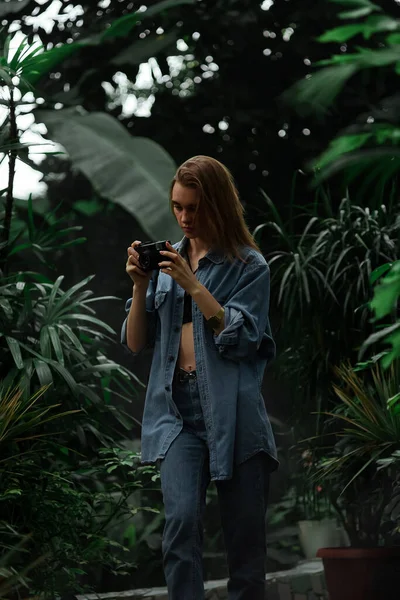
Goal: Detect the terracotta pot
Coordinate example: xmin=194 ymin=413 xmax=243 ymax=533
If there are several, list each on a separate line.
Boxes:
xmin=317 ymin=546 xmax=400 ymax=600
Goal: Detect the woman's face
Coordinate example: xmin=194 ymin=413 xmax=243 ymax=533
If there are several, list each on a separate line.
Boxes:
xmin=171 ymin=182 xmax=203 ymax=239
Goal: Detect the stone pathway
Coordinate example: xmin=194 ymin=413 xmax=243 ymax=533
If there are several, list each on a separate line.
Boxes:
xmin=76 ymin=558 xmax=327 ymax=600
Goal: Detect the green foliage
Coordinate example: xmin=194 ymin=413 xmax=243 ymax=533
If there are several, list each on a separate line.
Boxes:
xmin=0 ymin=201 xmax=142 ymax=415
xmin=35 ymin=108 xmax=181 ymax=242
xmin=290 ymin=449 xmax=336 ymax=522
xmin=1 ymin=270 xmax=129 ymax=388
xmin=2 ymin=195 xmax=87 ymax=265
xmin=289 ymin=1 xmax=400 ymax=112
xmin=256 ymin=187 xmax=400 ymax=422
xmin=0 ymin=14 xmax=175 ymax=596
xmin=281 ymin=0 xmax=400 ymax=548
xmin=0 ymin=437 xmax=161 ymax=597
xmin=0 ymin=0 xmax=195 ymax=92
xmin=0 ymin=527 xmax=48 ymax=600
xmin=0 ymin=4 xmax=186 ymax=243
xmin=313 ymin=362 xmax=400 ymax=545
xmin=377 ymin=446 xmax=400 ymax=529
xmin=370 ymin=261 xmax=400 ymax=319
xmin=361 ymin=261 xmax=400 ymax=367
xmin=285 ymin=0 xmax=400 ymax=190
xmin=0 ymin=383 xmax=79 ymax=445
xmin=0 ymin=221 xmax=159 ymax=596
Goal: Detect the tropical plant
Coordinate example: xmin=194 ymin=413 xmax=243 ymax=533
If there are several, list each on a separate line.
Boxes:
xmin=255 ymin=187 xmax=400 ymax=423
xmin=286 ymin=0 xmax=400 ymax=191
xmin=377 ymin=445 xmax=400 ymax=534
xmin=0 ymin=382 xmax=80 ymax=447
xmin=1 ymin=442 xmax=161 ymax=597
xmin=34 ymin=107 xmax=181 ymax=242
xmin=361 ymin=260 xmax=400 ymax=367
xmin=282 ymin=0 xmax=400 ymax=373
xmin=290 ymin=447 xmax=336 ymax=522
xmin=0 ymin=265 xmax=144 ymax=439
xmin=0 ymin=381 xmax=163 ymax=597
xmin=313 ymin=361 xmax=400 ymax=546
xmin=0 ymin=0 xmax=186 ymax=245
xmin=0 ymin=526 xmax=48 ymax=600
xmin=0 ymin=7 xmax=180 ymax=595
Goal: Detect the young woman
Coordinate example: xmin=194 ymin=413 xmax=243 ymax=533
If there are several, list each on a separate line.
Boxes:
xmin=122 ymin=155 xmax=278 ymax=600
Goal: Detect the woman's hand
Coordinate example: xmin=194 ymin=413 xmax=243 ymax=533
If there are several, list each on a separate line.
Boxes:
xmin=126 ymin=241 xmax=153 ymax=288
xmin=159 ymin=242 xmax=199 ymax=294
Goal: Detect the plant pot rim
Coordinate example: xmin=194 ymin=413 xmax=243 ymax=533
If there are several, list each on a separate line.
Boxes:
xmin=317 ymin=546 xmax=400 ymax=559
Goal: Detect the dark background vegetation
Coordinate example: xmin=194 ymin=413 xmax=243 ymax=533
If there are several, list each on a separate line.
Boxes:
xmin=1 ymin=0 xmax=400 ymax=597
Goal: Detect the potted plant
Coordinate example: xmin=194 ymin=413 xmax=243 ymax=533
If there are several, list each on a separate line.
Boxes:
xmin=314 ymin=362 xmax=400 ymax=600
xmin=294 ymin=447 xmax=349 ymax=559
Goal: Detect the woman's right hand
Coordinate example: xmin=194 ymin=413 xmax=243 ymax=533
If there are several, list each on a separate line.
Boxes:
xmin=126 ymin=241 xmax=153 ymax=287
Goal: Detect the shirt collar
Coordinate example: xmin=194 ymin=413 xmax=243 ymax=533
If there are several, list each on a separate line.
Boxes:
xmin=176 ymin=236 xmax=225 ymax=265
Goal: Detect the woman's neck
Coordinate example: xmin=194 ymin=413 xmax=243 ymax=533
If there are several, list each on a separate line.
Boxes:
xmin=188 ymin=237 xmax=209 ymax=258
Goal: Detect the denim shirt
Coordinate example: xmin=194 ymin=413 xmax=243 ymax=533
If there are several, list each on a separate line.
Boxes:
xmin=121 ymin=236 xmax=278 ymax=480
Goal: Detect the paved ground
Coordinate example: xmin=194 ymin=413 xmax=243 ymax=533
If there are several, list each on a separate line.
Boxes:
xmin=76 ymin=558 xmax=328 ymax=600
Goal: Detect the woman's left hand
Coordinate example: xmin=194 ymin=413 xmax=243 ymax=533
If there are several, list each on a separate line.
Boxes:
xmin=159 ymin=242 xmax=199 ymax=294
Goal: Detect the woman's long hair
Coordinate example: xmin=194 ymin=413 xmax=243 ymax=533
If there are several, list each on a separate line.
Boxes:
xmin=170 ymin=155 xmax=260 ymax=260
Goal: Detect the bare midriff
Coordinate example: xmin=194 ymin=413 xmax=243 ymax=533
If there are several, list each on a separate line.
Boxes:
xmin=177 ymin=251 xmax=207 ymax=373
xmin=178 ymin=322 xmax=196 ymax=372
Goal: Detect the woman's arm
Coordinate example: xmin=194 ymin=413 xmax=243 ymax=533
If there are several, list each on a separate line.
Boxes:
xmin=125 ymin=285 xmax=148 ymax=353
xmin=187 ymin=281 xmax=225 ymax=335
xmin=158 ymin=242 xmax=225 ymax=334
xmin=210 ymin=263 xmax=275 ymax=362
xmin=157 ymin=243 xmax=273 ymax=355
xmin=121 ymin=271 xmax=158 ymax=356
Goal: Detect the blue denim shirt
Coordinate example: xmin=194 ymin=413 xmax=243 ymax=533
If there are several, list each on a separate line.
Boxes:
xmin=121 ymin=236 xmax=278 ymax=480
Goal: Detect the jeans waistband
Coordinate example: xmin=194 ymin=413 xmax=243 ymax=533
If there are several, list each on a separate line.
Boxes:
xmin=174 ymin=368 xmax=197 ymax=384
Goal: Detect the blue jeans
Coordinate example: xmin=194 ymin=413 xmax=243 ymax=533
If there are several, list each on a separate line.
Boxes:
xmin=160 ymin=370 xmax=270 ymax=600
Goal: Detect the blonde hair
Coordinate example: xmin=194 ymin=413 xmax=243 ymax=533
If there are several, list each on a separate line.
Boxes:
xmin=170 ymin=155 xmax=260 ymax=261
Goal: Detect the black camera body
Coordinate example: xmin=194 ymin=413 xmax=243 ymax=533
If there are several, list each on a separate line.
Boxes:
xmin=136 ymin=240 xmax=170 ymax=272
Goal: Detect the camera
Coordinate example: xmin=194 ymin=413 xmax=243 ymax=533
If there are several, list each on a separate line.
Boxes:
xmin=136 ymin=240 xmax=170 ymax=272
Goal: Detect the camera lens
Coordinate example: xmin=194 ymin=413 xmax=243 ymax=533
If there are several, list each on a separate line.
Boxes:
xmin=140 ymin=253 xmax=151 ymax=269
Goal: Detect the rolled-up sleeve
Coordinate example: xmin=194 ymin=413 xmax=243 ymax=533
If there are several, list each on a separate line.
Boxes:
xmin=213 ymin=264 xmax=275 ymax=362
xmin=121 ymin=271 xmax=158 ymax=357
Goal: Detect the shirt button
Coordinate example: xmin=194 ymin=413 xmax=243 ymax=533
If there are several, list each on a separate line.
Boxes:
xmin=177 ymin=297 xmax=183 ymax=304
xmin=168 ymin=355 xmax=174 ymax=362
xmin=175 ymin=326 xmax=180 ymax=333
xmin=165 ymin=385 xmax=170 ymax=392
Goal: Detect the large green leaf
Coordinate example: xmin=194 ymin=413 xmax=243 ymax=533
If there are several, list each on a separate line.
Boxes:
xmin=287 ymin=63 xmax=358 ymax=114
xmin=35 ymin=109 xmax=181 ymax=241
xmin=370 ymin=261 xmax=400 ymax=319
xmin=5 ymin=337 xmax=23 ymax=370
xmin=111 ymin=31 xmax=179 ymax=66
xmin=339 ymin=7 xmax=379 ymax=19
xmin=330 ymin=0 xmax=379 ymax=6
xmin=288 ymin=47 xmax=400 ymax=114
xmin=0 ymin=0 xmax=30 ymax=16
xmin=318 ymin=24 xmax=365 ymax=43
xmin=320 ymin=15 xmax=399 ymax=40
xmin=334 ymin=0 xmax=382 ymax=20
